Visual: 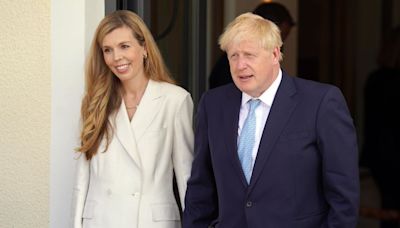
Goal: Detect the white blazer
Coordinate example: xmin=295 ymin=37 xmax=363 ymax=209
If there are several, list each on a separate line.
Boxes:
xmin=71 ymin=80 xmax=194 ymax=228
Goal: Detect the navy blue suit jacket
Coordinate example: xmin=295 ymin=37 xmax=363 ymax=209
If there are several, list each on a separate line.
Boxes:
xmin=183 ymin=72 xmax=359 ymax=228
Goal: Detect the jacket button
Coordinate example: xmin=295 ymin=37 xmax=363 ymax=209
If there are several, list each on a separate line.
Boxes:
xmin=132 ymin=192 xmax=140 ymax=197
xmin=246 ymin=201 xmax=252 ymax=207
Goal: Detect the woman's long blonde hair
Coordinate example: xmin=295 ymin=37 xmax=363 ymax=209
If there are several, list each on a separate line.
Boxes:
xmin=77 ymin=10 xmax=175 ymax=160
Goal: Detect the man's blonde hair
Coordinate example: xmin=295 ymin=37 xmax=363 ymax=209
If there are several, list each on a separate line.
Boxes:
xmin=219 ymin=12 xmax=283 ymax=59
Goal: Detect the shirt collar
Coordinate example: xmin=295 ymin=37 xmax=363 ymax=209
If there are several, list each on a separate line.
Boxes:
xmin=241 ymin=69 xmax=282 ymax=107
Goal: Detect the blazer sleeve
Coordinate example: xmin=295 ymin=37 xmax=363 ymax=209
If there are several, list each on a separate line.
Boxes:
xmin=183 ymin=93 xmax=219 ymax=228
xmin=317 ymin=86 xmax=360 ymax=227
xmin=172 ymin=93 xmax=195 ymax=210
xmin=70 ymin=153 xmax=90 ymax=228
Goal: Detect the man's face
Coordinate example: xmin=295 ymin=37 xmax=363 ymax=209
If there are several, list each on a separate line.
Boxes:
xmin=227 ymin=39 xmax=281 ymax=97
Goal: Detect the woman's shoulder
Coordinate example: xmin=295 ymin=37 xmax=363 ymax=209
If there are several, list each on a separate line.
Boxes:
xmin=151 ymin=80 xmax=191 ymax=97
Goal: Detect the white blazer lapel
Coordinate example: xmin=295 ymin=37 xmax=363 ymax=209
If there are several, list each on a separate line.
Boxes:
xmin=113 ymin=100 xmax=142 ymax=167
xmin=131 ymin=80 xmax=164 ymax=140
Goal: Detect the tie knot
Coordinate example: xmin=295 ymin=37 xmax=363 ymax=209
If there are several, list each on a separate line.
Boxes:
xmin=248 ymin=99 xmax=261 ymax=112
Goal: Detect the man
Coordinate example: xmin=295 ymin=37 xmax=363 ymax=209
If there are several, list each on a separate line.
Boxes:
xmin=183 ymin=13 xmax=359 ymax=228
xmin=209 ymin=2 xmax=295 ymax=89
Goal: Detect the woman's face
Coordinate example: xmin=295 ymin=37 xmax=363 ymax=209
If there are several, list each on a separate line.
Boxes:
xmin=101 ymin=26 xmax=147 ymax=82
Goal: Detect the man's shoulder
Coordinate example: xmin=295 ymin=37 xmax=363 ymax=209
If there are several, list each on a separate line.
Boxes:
xmin=201 ymin=83 xmax=239 ymax=104
xmin=288 ymin=75 xmax=338 ymax=94
xmin=209 ymin=82 xmax=236 ymax=92
xmin=207 ymin=83 xmax=238 ymax=97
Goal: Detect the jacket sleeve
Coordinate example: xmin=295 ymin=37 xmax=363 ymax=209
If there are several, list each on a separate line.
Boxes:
xmin=70 ymin=153 xmax=90 ymax=228
xmin=172 ymin=93 xmax=195 ymax=210
xmin=183 ymin=93 xmax=219 ymax=228
xmin=317 ymin=86 xmax=360 ymax=228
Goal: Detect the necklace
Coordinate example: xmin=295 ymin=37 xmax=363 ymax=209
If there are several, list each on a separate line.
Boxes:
xmin=125 ymin=103 xmax=139 ymax=109
xmin=123 ymin=80 xmax=148 ymax=111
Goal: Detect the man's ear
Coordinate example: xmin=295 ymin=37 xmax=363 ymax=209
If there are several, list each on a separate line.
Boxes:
xmin=272 ymin=47 xmax=282 ymax=63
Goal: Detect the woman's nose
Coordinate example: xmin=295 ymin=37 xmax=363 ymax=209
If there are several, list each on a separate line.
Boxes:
xmin=113 ymin=50 xmax=122 ymax=61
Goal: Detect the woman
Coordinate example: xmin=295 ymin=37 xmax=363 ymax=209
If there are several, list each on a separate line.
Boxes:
xmin=71 ymin=10 xmax=194 ymax=228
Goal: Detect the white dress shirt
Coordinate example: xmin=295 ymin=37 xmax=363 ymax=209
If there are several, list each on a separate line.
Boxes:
xmin=238 ymin=69 xmax=282 ymax=175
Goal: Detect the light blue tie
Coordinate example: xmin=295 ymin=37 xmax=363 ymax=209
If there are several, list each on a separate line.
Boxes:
xmin=238 ymin=99 xmax=261 ymax=184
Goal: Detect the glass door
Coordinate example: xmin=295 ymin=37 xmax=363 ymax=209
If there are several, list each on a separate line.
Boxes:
xmin=106 ymin=0 xmax=207 ymax=105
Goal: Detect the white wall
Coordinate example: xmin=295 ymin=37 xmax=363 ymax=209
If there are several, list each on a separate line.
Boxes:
xmin=50 ymin=1 xmax=104 ymax=227
xmin=0 ymin=1 xmax=51 ymax=227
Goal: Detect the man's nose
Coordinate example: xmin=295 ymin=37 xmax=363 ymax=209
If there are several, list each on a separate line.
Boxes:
xmin=235 ymin=57 xmax=247 ymax=70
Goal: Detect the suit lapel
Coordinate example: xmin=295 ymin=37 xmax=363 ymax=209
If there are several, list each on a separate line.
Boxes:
xmin=249 ymin=74 xmax=298 ymax=191
xmin=113 ymin=99 xmax=142 ymax=167
xmin=131 ymin=80 xmax=164 ymax=141
xmin=113 ymin=80 xmax=164 ymax=167
xmin=222 ymin=85 xmax=248 ymax=186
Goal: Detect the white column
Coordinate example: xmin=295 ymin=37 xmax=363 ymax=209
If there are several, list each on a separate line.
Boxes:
xmin=50 ymin=0 xmax=104 ymax=227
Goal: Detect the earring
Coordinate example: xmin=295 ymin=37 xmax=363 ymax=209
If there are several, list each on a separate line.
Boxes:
xmin=143 ymin=53 xmax=147 ymax=59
